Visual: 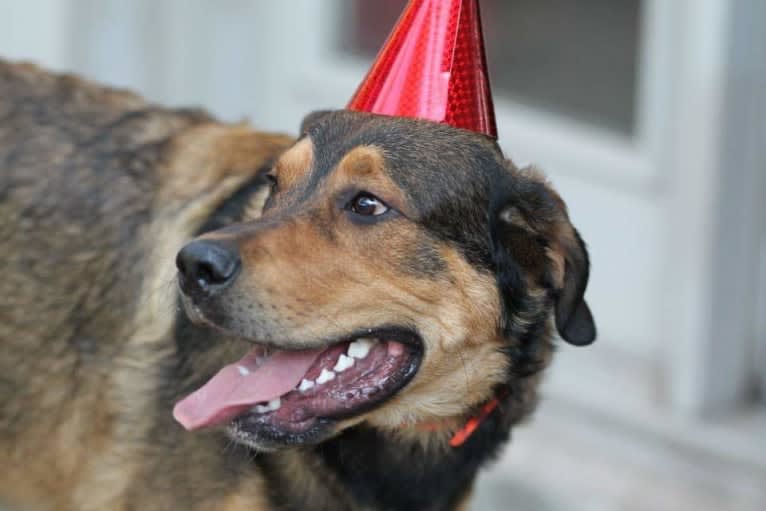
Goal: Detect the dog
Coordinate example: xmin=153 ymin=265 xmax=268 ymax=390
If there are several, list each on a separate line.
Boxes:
xmin=0 ymin=59 xmax=595 ymax=511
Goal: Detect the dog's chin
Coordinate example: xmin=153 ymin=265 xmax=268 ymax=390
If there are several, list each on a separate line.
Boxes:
xmin=176 ymin=293 xmax=423 ymax=450
xmin=225 ymin=414 xmax=338 ymax=451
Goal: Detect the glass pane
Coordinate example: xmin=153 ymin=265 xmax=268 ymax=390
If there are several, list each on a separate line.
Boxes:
xmin=339 ymin=0 xmax=641 ymax=135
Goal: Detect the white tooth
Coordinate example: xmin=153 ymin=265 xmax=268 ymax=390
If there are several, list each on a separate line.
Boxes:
xmin=237 ymin=365 xmax=250 ymax=376
xmin=252 ymin=397 xmax=281 ymax=414
xmin=298 ymin=379 xmax=315 ymax=392
xmin=333 ymin=354 xmax=355 ymax=372
xmin=348 ymin=338 xmax=377 ymax=359
xmin=316 ymin=368 xmax=336 ymax=384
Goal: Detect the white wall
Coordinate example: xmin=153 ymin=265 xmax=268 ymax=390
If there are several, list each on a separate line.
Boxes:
xmin=0 ymin=0 xmax=73 ymax=70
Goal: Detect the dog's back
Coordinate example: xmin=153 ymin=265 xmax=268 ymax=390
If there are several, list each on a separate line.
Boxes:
xmin=0 ymin=60 xmax=191 ymax=507
xmin=0 ymin=61 xmax=206 ymax=368
xmin=0 ymin=60 xmax=292 ymax=510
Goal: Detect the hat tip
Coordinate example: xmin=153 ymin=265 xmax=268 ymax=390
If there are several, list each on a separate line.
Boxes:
xmin=347 ymin=0 xmax=497 ymax=139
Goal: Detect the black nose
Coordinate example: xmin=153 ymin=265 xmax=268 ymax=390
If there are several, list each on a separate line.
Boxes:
xmin=176 ymin=240 xmax=241 ymax=294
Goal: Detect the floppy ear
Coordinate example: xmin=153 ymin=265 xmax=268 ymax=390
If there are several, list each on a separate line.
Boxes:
xmin=551 ymin=227 xmax=596 ymax=346
xmin=491 ymin=168 xmax=596 ymax=346
xmin=299 ymin=110 xmax=333 ymax=135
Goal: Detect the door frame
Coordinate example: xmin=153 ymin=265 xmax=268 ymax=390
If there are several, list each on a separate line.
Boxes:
xmin=661 ymin=0 xmax=766 ymax=415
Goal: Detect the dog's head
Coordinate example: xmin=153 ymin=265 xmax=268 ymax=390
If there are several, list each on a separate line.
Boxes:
xmin=173 ymin=110 xmax=595 ymax=450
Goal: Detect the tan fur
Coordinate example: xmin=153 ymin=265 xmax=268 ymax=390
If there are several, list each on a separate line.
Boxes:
xmin=271 ymin=136 xmax=313 ymax=191
xmin=0 ymin=59 xmax=292 ymax=510
xmin=333 ymin=145 xmax=418 ymax=217
xmin=73 ymin=126 xmax=291 ymax=511
xmin=364 ymin=248 xmax=507 ymax=432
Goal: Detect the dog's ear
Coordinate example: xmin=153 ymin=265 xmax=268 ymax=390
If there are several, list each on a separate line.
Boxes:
xmin=550 ymin=226 xmax=596 ymax=346
xmin=491 ymin=166 xmax=596 ymax=346
xmin=299 ymin=110 xmax=333 ymax=135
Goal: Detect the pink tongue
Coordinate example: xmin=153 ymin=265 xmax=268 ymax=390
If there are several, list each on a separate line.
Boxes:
xmin=173 ymin=346 xmax=324 ymax=431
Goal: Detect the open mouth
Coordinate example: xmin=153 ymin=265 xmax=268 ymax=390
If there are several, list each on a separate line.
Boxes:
xmin=173 ymin=328 xmax=422 ymax=444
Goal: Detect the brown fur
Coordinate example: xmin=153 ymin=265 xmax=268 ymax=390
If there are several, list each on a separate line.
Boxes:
xmin=0 ymin=60 xmax=594 ymax=511
xmin=0 ymin=60 xmax=290 ymax=510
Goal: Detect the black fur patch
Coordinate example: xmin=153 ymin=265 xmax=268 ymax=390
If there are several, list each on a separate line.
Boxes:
xmin=196 ymin=169 xmax=273 ymax=235
xmin=314 ymin=420 xmax=512 ymax=511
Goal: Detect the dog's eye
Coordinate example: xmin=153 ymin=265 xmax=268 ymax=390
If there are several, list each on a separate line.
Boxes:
xmin=348 ymin=193 xmax=389 ymax=217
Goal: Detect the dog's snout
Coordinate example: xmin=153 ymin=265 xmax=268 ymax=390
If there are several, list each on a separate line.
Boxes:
xmin=176 ymin=240 xmax=240 ymax=294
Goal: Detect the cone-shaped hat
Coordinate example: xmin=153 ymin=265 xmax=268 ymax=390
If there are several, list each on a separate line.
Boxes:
xmin=347 ymin=0 xmax=497 ymax=138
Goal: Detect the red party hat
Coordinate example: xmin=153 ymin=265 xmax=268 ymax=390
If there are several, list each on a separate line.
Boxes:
xmin=347 ymin=0 xmax=497 ymax=138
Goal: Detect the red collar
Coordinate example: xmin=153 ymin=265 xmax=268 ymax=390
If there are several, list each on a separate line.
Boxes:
xmin=447 ymin=396 xmax=502 ymax=447
xmin=409 ymin=391 xmax=506 ymax=447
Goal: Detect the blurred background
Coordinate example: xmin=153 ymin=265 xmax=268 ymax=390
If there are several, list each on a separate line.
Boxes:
xmin=1 ymin=1 xmax=764 ymax=509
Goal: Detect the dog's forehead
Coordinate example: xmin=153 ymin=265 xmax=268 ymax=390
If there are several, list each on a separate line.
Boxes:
xmin=303 ymin=110 xmax=506 ymax=215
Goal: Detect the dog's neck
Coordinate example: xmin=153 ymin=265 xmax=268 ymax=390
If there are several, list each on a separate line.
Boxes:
xmin=255 ymin=413 xmax=513 ymax=511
